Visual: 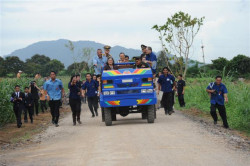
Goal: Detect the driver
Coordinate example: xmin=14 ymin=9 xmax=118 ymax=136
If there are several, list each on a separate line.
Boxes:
xmin=133 ymin=56 xmax=150 ymax=69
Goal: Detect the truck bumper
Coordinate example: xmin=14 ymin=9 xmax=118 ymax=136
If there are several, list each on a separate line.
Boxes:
xmin=100 ymin=93 xmax=157 ymax=107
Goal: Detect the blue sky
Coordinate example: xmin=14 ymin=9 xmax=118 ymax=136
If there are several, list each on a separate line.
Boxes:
xmin=0 ymin=0 xmax=249 ymax=63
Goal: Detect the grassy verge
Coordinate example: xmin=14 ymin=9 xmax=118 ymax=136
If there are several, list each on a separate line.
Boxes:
xmin=175 ymin=77 xmax=250 ymax=136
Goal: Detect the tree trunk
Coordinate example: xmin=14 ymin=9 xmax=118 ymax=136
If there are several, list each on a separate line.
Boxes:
xmin=183 ymin=57 xmax=189 ymax=79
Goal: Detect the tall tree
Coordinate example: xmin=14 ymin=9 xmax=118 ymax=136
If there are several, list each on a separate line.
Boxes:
xmin=0 ymin=57 xmax=5 ymax=76
xmin=228 ymin=54 xmax=250 ymax=77
xmin=3 ymin=56 xmax=25 ymax=75
xmin=65 ymin=40 xmax=93 ymax=77
xmin=43 ymin=59 xmax=65 ymax=76
xmin=211 ymin=57 xmax=229 ymax=71
xmin=152 ymin=11 xmax=204 ymax=79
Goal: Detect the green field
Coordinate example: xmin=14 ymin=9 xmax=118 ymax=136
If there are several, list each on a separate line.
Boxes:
xmin=176 ymin=77 xmax=250 ymax=135
xmin=0 ymin=76 xmax=70 ymax=126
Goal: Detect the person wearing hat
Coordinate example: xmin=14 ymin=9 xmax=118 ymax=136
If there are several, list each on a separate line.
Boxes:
xmin=17 ymin=70 xmax=23 ymax=79
xmin=133 ymin=56 xmax=149 ymax=69
xmin=140 ymin=44 xmax=147 ymax=59
xmin=103 ymin=45 xmax=112 ymax=59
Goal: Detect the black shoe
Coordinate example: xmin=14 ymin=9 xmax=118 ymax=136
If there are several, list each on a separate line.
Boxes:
xmin=92 ymin=115 xmax=95 ymax=118
xmin=52 ymin=120 xmax=55 ymax=124
xmin=55 ymin=124 xmax=59 ymax=127
xmin=31 ymin=119 xmax=33 ymax=124
xmin=168 ymin=111 xmax=173 ymax=115
xmin=73 ymin=122 xmax=76 ymax=126
xmin=214 ymin=121 xmax=217 ymax=125
xmin=77 ymin=120 xmax=82 ymax=124
xmin=95 ymin=113 xmax=98 ymax=116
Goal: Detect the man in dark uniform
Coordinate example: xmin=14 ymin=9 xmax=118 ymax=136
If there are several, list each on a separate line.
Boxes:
xmin=177 ymin=74 xmax=186 ymax=107
xmin=24 ymin=87 xmax=34 ymax=123
xmin=103 ymin=45 xmax=112 ymax=59
xmin=157 ymin=67 xmax=176 ymax=115
xmin=140 ymin=44 xmax=147 ymax=59
xmin=82 ymin=73 xmax=99 ymax=118
xmin=11 ymin=85 xmax=25 ymax=128
xmin=133 ymin=56 xmax=150 ymax=69
xmin=29 ymin=81 xmax=40 ymax=116
xmin=206 ymin=76 xmax=229 ymax=128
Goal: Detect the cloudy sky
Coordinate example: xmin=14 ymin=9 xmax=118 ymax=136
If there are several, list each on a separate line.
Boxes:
xmin=0 ymin=0 xmax=249 ymax=63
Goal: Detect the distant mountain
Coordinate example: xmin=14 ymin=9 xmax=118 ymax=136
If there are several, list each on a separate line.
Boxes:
xmin=4 ymin=39 xmax=144 ymax=67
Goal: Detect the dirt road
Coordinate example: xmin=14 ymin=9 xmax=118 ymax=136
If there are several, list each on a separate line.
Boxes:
xmin=1 ymin=104 xmax=249 ymax=166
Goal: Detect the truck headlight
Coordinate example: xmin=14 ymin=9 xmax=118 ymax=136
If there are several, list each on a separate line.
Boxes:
xmin=147 ymin=89 xmax=153 ymax=93
xmin=110 ymin=91 xmax=115 ymax=95
xmin=103 ymin=91 xmax=110 ymax=95
xmin=141 ymin=89 xmax=147 ymax=93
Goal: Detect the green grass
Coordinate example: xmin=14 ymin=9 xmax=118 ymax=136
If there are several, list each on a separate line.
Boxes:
xmin=177 ymin=77 xmax=250 ymax=134
xmin=0 ymin=76 xmax=70 ymax=126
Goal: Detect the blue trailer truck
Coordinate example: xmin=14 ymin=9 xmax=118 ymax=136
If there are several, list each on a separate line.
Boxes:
xmin=100 ymin=63 xmax=157 ymax=126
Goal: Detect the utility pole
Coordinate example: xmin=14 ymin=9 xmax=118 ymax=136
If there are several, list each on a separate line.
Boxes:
xmin=201 ymin=41 xmax=205 ymax=73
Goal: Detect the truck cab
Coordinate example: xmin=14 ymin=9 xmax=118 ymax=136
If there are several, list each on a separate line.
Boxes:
xmin=100 ymin=62 xmax=157 ymax=126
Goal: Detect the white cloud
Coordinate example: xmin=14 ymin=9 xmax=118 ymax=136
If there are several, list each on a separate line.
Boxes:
xmin=0 ymin=0 xmax=249 ymax=63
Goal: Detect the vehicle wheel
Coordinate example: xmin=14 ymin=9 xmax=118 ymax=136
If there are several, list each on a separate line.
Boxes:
xmin=154 ymin=105 xmax=157 ymax=119
xmin=112 ymin=109 xmax=117 ymax=121
xmin=147 ymin=105 xmax=155 ymax=123
xmin=101 ymin=107 xmax=105 ymax=122
xmin=104 ymin=107 xmax=112 ymax=126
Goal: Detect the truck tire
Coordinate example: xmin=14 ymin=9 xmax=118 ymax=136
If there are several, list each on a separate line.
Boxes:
xmin=104 ymin=107 xmax=112 ymax=126
xmin=147 ymin=105 xmax=155 ymax=123
xmin=111 ymin=109 xmax=117 ymax=121
xmin=101 ymin=107 xmax=105 ymax=122
xmin=154 ymin=105 xmax=157 ymax=119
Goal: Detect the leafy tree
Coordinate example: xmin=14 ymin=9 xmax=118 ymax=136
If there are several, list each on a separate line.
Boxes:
xmin=0 ymin=57 xmax=5 ymax=76
xmin=65 ymin=40 xmax=93 ymax=77
xmin=156 ymin=51 xmax=173 ymax=73
xmin=43 ymin=59 xmax=65 ymax=76
xmin=26 ymin=54 xmax=50 ymax=65
xmin=152 ymin=11 xmax=205 ymax=79
xmin=67 ymin=61 xmax=90 ymax=75
xmin=211 ymin=57 xmax=229 ymax=71
xmin=23 ymin=62 xmax=42 ymax=77
xmin=228 ymin=54 xmax=250 ymax=77
xmin=3 ymin=56 xmax=25 ymax=75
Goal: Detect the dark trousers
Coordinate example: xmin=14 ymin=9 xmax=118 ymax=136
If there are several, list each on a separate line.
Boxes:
xmin=49 ymin=100 xmax=60 ymax=124
xmin=161 ymin=92 xmax=173 ymax=113
xmin=87 ymin=96 xmax=98 ymax=116
xmin=33 ymin=99 xmax=39 ymax=115
xmin=40 ymin=100 xmax=47 ymax=112
xmin=210 ymin=104 xmax=229 ymax=128
xmin=24 ymin=106 xmax=33 ymax=122
xmin=13 ymin=104 xmax=23 ymax=127
xmin=178 ymin=93 xmax=185 ymax=107
xmin=69 ymin=98 xmax=81 ymax=123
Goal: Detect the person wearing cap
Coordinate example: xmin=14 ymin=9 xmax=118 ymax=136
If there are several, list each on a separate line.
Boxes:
xmin=140 ymin=44 xmax=147 ymax=59
xmin=145 ymin=46 xmax=157 ymax=74
xmin=103 ymin=45 xmax=112 ymax=59
xmin=17 ymin=70 xmax=23 ymax=79
xmin=93 ymin=49 xmax=107 ymax=75
xmin=133 ymin=56 xmax=149 ymax=69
